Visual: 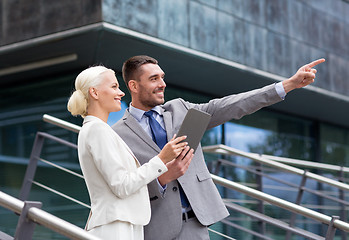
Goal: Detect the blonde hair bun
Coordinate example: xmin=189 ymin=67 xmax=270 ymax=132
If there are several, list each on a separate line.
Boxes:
xmin=67 ymin=66 xmax=114 ymax=118
xmin=67 ymin=89 xmax=88 ymax=117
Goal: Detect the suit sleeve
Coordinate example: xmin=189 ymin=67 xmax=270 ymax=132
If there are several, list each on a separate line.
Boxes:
xmin=178 ymin=83 xmax=282 ymax=129
xmin=85 ymin=123 xmax=168 ymax=199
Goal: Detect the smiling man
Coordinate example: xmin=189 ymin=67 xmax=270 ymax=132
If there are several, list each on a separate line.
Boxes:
xmin=112 ymin=55 xmax=325 ymax=240
xmin=128 ymin=62 xmax=166 ymax=109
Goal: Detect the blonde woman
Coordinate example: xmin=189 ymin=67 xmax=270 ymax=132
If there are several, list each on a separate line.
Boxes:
xmin=67 ymin=66 xmax=193 ymax=240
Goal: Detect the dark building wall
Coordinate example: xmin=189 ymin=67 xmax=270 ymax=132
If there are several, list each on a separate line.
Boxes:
xmin=102 ymin=0 xmax=349 ymax=96
xmin=1 ymin=0 xmax=349 ymax=96
xmin=0 ymin=0 xmax=102 ymax=46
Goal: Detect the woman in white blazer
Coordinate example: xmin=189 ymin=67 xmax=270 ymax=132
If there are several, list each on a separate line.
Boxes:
xmin=67 ymin=66 xmax=193 ymax=240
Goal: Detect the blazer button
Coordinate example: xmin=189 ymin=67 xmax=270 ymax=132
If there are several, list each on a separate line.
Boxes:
xmin=172 ymin=187 xmax=178 ymax=192
xmin=158 ymin=169 xmax=162 ymax=173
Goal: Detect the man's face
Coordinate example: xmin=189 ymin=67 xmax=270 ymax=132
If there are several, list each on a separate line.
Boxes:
xmin=133 ymin=63 xmax=166 ymax=109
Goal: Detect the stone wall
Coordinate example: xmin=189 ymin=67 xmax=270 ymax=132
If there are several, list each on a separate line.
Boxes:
xmin=103 ymin=0 xmax=349 ymax=96
xmin=1 ymin=0 xmax=349 ymax=96
xmin=0 ymin=0 xmax=102 ymax=46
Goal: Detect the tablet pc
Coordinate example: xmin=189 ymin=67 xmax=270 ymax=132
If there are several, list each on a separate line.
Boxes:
xmin=176 ymin=108 xmax=211 ymax=152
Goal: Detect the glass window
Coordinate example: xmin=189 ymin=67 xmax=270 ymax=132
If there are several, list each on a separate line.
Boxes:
xmin=319 ymin=123 xmax=349 ymax=218
xmin=227 ymin=110 xmax=316 ymax=160
xmin=320 ymin=123 xmax=349 ymax=166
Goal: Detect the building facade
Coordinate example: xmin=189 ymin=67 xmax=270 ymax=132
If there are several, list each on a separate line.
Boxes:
xmin=1 ymin=0 xmax=349 ymax=239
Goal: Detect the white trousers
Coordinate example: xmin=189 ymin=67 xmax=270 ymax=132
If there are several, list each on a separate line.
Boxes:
xmin=89 ymin=220 xmax=143 ymax=240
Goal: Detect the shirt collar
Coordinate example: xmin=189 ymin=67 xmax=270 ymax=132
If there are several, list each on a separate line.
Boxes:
xmin=129 ymin=103 xmax=162 ymax=121
xmin=83 ymin=115 xmax=106 ymax=125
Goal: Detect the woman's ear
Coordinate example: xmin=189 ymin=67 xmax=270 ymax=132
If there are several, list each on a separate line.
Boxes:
xmin=128 ymin=80 xmax=137 ymax=93
xmin=89 ymin=87 xmax=98 ymax=100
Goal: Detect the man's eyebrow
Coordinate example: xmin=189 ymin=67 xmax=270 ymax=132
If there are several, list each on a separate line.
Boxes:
xmin=148 ymin=73 xmax=165 ymax=79
xmin=148 ymin=74 xmax=158 ymax=79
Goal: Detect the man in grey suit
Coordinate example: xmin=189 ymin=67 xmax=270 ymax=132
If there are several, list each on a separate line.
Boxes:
xmin=112 ymin=55 xmax=325 ymax=239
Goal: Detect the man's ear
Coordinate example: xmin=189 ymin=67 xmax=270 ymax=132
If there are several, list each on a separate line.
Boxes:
xmin=89 ymin=87 xmax=98 ymax=100
xmin=128 ymin=80 xmax=138 ymax=93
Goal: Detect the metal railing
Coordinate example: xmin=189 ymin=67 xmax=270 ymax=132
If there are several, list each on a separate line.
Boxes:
xmin=0 ymin=191 xmax=100 ymax=240
xmin=203 ymin=144 xmax=349 ymax=239
xmin=253 ymin=153 xmax=349 ymax=175
xmin=0 ymin=115 xmax=99 ymax=239
xmin=3 ymin=114 xmax=349 ymax=239
xmin=203 ymin=144 xmax=349 ymax=192
xmin=43 ymin=114 xmax=81 ymax=133
xmin=212 ymin=174 xmax=349 ymax=230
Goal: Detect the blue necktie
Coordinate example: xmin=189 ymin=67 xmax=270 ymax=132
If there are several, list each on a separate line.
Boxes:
xmin=144 ymin=110 xmax=190 ymax=208
xmin=144 ymin=110 xmax=167 ymax=149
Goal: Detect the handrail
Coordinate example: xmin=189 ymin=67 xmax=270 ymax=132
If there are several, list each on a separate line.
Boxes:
xmin=43 ymin=114 xmax=81 ymax=133
xmin=251 ymin=153 xmax=349 ymax=174
xmin=215 ymin=158 xmax=349 ymax=206
xmin=0 ymin=191 xmax=100 ymax=240
xmin=211 ymin=174 xmax=349 ymax=233
xmin=203 ymin=144 xmax=349 ymax=192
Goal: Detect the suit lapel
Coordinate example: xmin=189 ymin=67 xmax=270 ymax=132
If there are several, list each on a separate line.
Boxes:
xmin=123 ymin=110 xmax=160 ymax=152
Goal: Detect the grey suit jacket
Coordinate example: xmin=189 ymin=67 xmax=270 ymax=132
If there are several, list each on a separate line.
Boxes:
xmin=112 ymin=83 xmax=283 ymax=240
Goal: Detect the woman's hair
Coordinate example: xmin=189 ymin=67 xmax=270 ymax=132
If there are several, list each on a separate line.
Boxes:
xmin=67 ymin=66 xmax=114 ymax=118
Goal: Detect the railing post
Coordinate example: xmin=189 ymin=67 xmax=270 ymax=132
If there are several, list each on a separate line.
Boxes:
xmin=338 ymin=167 xmax=348 ymax=240
xmin=19 ymin=133 xmax=45 ymax=201
xmin=214 ymin=159 xmax=222 ymax=176
xmin=286 ymin=170 xmax=308 ymax=240
xmin=14 ymin=201 xmax=42 ymax=240
xmin=256 ymin=161 xmax=266 ymax=236
xmin=325 ymin=216 xmax=340 ymax=240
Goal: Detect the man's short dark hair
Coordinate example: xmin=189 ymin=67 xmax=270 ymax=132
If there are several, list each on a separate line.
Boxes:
xmin=122 ymin=55 xmax=158 ymax=88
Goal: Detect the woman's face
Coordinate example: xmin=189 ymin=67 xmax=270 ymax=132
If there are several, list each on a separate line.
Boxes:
xmin=96 ymin=71 xmax=125 ymax=113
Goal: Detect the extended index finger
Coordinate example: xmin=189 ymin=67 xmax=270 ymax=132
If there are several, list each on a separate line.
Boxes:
xmin=307 ymin=58 xmax=325 ymax=69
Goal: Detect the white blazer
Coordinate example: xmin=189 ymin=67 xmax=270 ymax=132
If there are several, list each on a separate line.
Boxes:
xmin=78 ymin=116 xmax=167 ymax=230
